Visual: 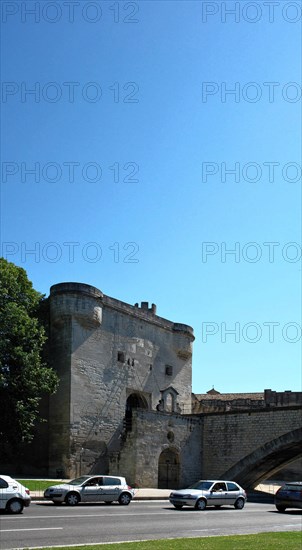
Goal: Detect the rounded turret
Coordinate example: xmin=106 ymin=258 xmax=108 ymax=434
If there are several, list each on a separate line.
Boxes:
xmin=173 ymin=323 xmax=195 ymax=339
xmin=173 ymin=323 xmax=194 ymax=359
xmin=50 ymin=282 xmax=103 ymax=328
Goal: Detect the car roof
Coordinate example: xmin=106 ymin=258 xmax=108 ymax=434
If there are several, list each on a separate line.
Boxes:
xmin=73 ymin=475 xmax=123 ymax=478
xmin=75 ymin=475 xmax=125 ymax=481
xmin=0 ymin=475 xmax=15 ymax=481
xmin=86 ymin=475 xmax=124 ymax=479
xmin=196 ymin=479 xmax=238 ymax=485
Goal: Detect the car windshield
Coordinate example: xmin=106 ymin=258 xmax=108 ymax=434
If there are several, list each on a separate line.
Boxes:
xmin=188 ymin=481 xmax=213 ymax=490
xmin=67 ymin=476 xmax=90 ymax=486
xmin=284 ymin=484 xmax=302 ymax=491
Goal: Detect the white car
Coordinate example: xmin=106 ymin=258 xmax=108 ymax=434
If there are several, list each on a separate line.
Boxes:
xmin=169 ymin=480 xmax=247 ymax=510
xmin=0 ymin=475 xmax=31 ymax=514
xmin=44 ymin=475 xmax=134 ymax=506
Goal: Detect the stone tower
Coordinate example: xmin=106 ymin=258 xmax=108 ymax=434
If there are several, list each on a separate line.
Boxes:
xmin=47 ymin=282 xmax=194 ymax=479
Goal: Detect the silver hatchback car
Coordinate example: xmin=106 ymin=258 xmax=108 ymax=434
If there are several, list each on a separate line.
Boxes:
xmin=169 ymin=480 xmax=247 ymax=510
xmin=44 ymin=475 xmax=134 ymax=506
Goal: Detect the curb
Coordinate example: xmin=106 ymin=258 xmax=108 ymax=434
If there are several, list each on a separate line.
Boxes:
xmin=30 ymin=493 xmax=171 ymax=502
xmin=31 ymin=497 xmax=170 ymax=502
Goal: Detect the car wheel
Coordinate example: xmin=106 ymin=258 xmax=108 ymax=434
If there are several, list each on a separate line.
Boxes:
xmin=234 ymin=498 xmax=245 ymax=509
xmin=173 ymin=504 xmax=183 ymax=509
xmin=276 ymin=505 xmax=286 ymax=512
xmin=118 ymin=492 xmax=132 ymax=505
xmin=65 ymin=492 xmax=80 ymax=506
xmin=195 ymin=498 xmax=206 ymax=510
xmin=6 ymin=499 xmax=24 ymax=514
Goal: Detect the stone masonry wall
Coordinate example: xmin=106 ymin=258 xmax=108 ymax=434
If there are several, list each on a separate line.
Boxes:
xmin=110 ymin=409 xmax=202 ymax=488
xmin=202 ymin=408 xmax=302 ymax=479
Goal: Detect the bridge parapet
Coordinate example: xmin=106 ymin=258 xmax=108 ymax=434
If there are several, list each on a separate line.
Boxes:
xmin=264 ymin=389 xmax=302 ymax=407
xmin=201 ymin=406 xmax=302 ymax=486
xmin=193 ymin=389 xmax=302 ymax=413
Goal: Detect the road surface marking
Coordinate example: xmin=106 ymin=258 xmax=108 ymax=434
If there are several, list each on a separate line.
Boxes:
xmin=1 ymin=528 xmax=63 ymax=532
xmin=190 ymin=529 xmax=220 ymax=533
xmin=2 ymin=511 xmax=189 ymax=520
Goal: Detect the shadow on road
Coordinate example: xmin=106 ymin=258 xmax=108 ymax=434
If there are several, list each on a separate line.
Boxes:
xmin=246 ymin=490 xmax=274 ymax=504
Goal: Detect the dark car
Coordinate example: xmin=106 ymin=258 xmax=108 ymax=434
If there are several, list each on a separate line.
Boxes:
xmin=275 ymin=482 xmax=302 ymax=512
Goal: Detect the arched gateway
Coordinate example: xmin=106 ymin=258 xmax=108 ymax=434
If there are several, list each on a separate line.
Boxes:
xmin=124 ymin=392 xmax=148 ymax=432
xmin=158 ymin=448 xmax=180 ymax=489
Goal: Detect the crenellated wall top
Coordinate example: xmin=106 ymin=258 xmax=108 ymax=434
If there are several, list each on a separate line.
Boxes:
xmin=49 ymin=281 xmax=194 ymax=339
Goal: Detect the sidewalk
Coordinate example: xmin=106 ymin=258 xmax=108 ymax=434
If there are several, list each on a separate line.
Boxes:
xmin=133 ymin=488 xmax=171 ymax=500
xmin=31 ymin=488 xmax=171 ymax=501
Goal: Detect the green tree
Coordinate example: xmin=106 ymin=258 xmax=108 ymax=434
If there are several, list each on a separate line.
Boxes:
xmin=0 ymin=258 xmax=58 ymax=451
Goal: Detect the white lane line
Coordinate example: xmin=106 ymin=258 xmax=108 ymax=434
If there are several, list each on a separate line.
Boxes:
xmin=1 ymin=528 xmax=63 ymax=532
xmin=2 ymin=511 xmax=182 ymax=520
xmin=190 ymin=529 xmax=220 ymax=533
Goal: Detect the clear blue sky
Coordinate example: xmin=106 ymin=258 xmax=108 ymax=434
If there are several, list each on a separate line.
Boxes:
xmin=1 ymin=1 xmax=301 ymax=393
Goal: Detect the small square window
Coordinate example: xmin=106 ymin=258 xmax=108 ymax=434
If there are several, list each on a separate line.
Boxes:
xmin=165 ymin=365 xmax=173 ymax=376
xmin=118 ymin=352 xmax=125 ymax=363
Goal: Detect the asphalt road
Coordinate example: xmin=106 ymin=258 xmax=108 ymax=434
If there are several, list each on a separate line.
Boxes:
xmin=0 ymin=500 xmax=301 ymax=549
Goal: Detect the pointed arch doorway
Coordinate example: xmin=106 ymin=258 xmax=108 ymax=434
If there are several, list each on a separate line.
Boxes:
xmin=158 ymin=448 xmax=180 ymax=489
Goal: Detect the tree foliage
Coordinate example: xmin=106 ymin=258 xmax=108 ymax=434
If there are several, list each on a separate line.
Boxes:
xmin=0 ymin=258 xmax=58 ymax=449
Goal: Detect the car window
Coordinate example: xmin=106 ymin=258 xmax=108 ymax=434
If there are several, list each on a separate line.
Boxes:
xmin=85 ymin=477 xmax=102 ymax=486
xmin=68 ymin=476 xmax=90 ymax=485
xmin=0 ymin=478 xmax=8 ymax=489
xmin=284 ymin=484 xmax=302 ymax=491
xmin=102 ymin=477 xmax=122 ymax=486
xmin=212 ymin=482 xmax=227 ymax=491
xmin=188 ymin=481 xmax=213 ymax=490
xmin=227 ymin=482 xmax=239 ymax=491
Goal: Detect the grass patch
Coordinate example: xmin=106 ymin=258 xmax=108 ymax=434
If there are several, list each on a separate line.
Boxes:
xmin=38 ymin=532 xmax=301 ymax=550
xmin=17 ymin=479 xmax=61 ymax=492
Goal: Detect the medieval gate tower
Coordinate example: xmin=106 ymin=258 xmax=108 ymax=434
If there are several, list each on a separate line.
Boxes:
xmin=48 ymin=282 xmax=196 ymax=485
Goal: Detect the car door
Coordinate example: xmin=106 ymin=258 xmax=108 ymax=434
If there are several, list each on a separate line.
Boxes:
xmin=82 ymin=477 xmax=104 ymax=503
xmin=208 ymin=482 xmax=228 ymax=506
xmin=226 ymin=482 xmax=241 ymax=505
xmin=0 ymin=477 xmax=9 ymax=509
xmin=100 ymin=477 xmax=122 ymax=502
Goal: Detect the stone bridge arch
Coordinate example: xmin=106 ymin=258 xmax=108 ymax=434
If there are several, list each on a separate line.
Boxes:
xmin=221 ymin=427 xmax=302 ymax=488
